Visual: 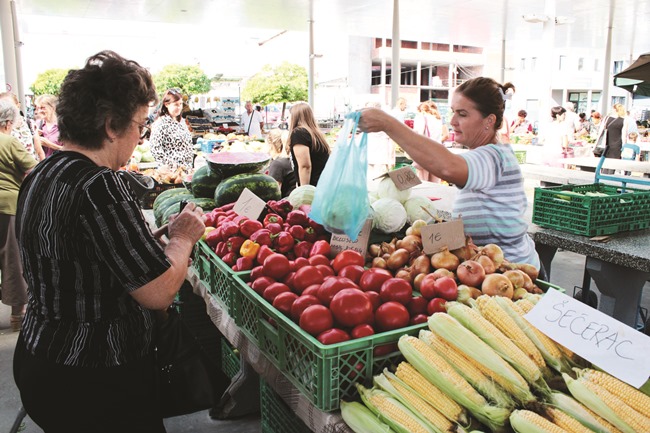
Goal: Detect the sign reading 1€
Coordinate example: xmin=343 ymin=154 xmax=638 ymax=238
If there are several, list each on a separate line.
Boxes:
xmin=234 ymin=188 xmax=266 ymax=220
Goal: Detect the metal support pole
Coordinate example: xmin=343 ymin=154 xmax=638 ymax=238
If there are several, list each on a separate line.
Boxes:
xmin=308 ymin=0 xmax=315 ymax=108
xmin=600 ymin=0 xmax=614 ymax=114
xmin=391 ymin=0 xmax=400 ymax=108
xmin=1 ymin=0 xmax=19 ymax=95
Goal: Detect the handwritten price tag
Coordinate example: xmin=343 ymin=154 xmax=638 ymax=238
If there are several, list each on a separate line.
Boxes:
xmin=420 ymin=219 xmax=465 ymax=254
xmin=233 ymin=188 xmax=266 ymax=220
xmin=330 ymin=219 xmax=373 ymax=256
xmin=388 ymin=166 xmax=421 ymax=191
xmin=525 ymin=289 xmax=650 ymax=388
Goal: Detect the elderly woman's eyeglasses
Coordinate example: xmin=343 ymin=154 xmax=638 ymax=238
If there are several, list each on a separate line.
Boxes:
xmin=131 ymin=120 xmax=150 ymax=139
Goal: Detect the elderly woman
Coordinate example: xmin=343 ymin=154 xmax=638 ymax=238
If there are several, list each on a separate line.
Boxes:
xmin=13 ymin=51 xmax=205 ymax=432
xmin=34 ymin=94 xmax=63 ymax=157
xmin=359 ymin=77 xmax=539 ymax=269
xmin=149 ymin=88 xmax=194 ymax=169
xmin=0 ymin=100 xmax=37 ymax=332
xmin=0 ymin=92 xmax=44 ymax=161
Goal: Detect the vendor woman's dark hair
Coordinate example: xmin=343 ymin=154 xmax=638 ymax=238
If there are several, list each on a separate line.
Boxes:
xmin=57 ymin=50 xmax=157 ymax=149
xmin=551 ymin=106 xmax=566 ymax=119
xmin=157 ymin=89 xmax=183 ymax=121
xmin=455 ymin=78 xmax=515 ymax=132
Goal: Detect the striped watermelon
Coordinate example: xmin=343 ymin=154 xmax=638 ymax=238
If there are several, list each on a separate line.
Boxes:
xmin=159 ymin=197 xmax=216 ymax=225
xmin=214 ymin=173 xmax=280 ymax=207
xmin=206 ymin=152 xmax=270 ymax=178
xmin=191 ymin=165 xmax=223 ymax=198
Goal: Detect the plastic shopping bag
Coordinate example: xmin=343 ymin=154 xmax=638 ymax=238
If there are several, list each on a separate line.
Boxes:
xmin=309 ymin=112 xmax=369 ymax=240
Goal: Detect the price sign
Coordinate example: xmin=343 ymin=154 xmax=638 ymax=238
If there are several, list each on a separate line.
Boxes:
xmin=330 ymin=219 xmax=373 ymax=256
xmin=420 ymin=219 xmax=465 ymax=255
xmin=388 ymin=166 xmax=422 ymax=190
xmin=525 ymin=289 xmax=650 ymax=388
xmin=233 ymin=188 xmax=266 ymax=220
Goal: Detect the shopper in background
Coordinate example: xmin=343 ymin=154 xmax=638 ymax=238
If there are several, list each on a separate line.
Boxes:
xmin=13 ymin=50 xmax=205 ymax=432
xmin=413 ymin=101 xmax=444 ymax=183
xmin=149 ymin=88 xmax=194 ymax=169
xmin=589 ymin=111 xmax=602 ymax=141
xmin=288 ymin=102 xmax=330 ymax=187
xmin=359 ymin=77 xmax=540 ymax=270
xmin=562 ymin=101 xmax=579 ymax=134
xmin=575 ymin=112 xmax=591 ymax=138
xmin=241 ymin=100 xmax=264 ymax=138
xmin=391 ymin=97 xmax=408 ymax=122
xmin=598 ymin=103 xmax=629 ymax=162
xmin=496 ymin=83 xmax=516 ymax=144
xmin=542 ymin=106 xmax=570 ymax=167
xmin=265 ymin=128 xmax=296 ymax=198
xmin=34 ymin=94 xmax=63 ymax=158
xmin=0 ymin=100 xmax=38 ymax=333
xmin=0 ymin=92 xmax=44 ymax=161
xmin=511 ymin=109 xmax=533 ymax=135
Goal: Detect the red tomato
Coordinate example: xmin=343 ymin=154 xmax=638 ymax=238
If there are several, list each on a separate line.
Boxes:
xmin=365 ymin=291 xmax=381 ymax=311
xmin=317 ymin=276 xmax=359 ymax=306
xmin=434 ymin=277 xmax=459 ymax=301
xmin=299 ymin=305 xmax=334 ymax=336
xmin=263 ymin=253 xmax=291 ymax=280
xmin=350 ymin=323 xmax=375 ymax=339
xmin=359 ymin=268 xmax=393 ymax=292
xmin=291 ymin=257 xmax=310 ymax=272
xmin=308 ymin=254 xmax=330 ymax=267
xmin=337 ymin=264 xmax=365 ymax=284
xmin=410 ymin=314 xmax=428 ymax=325
xmin=292 ymin=266 xmax=325 ymax=294
xmin=282 ymin=271 xmax=296 ymax=289
xmin=272 ymin=292 xmax=298 ymax=317
xmin=379 ymin=278 xmax=413 ymax=305
xmin=250 ymin=265 xmax=264 ymax=280
xmin=373 ymin=343 xmax=398 ymax=357
xmin=407 ymin=296 xmax=428 ymax=316
xmin=329 ymin=289 xmax=374 ymax=328
xmin=301 ymin=284 xmax=321 ymax=297
xmin=290 ymin=295 xmax=321 ymax=322
xmin=315 ymin=264 xmax=335 ymax=278
xmin=250 ymin=276 xmax=276 ymax=295
xmin=310 ymin=240 xmax=331 ymax=258
xmin=316 ymin=328 xmax=350 ymax=345
xmin=427 ymin=298 xmax=447 ymax=315
xmin=263 ymin=282 xmax=290 ymax=303
xmin=331 ymin=250 xmax=365 ymax=273
xmin=419 ymin=273 xmax=438 ymax=300
xmin=374 ymin=302 xmax=410 ymax=331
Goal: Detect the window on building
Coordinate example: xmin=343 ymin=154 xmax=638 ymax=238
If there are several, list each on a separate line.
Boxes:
xmin=521 ymin=58 xmax=526 ymax=70
xmin=531 ymin=57 xmax=537 ymax=70
xmin=613 ymin=60 xmax=624 ymax=74
xmin=421 ymin=42 xmax=431 ymax=50
xmin=594 ymin=59 xmax=599 ymax=71
xmin=559 ymin=55 xmax=567 ymax=70
xmin=578 ymin=58 xmax=584 ymax=71
xmin=401 ymin=40 xmax=417 ymax=49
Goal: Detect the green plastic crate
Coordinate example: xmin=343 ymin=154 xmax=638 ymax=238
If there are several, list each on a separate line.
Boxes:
xmin=193 ymin=240 xmax=249 ymax=314
xmin=532 ymin=183 xmax=650 ymax=236
xmin=514 ymin=150 xmax=527 ymax=164
xmin=221 ymin=338 xmax=241 ymax=380
xmin=260 ymin=379 xmax=311 ymax=433
xmin=232 ymin=274 xmax=427 ymax=412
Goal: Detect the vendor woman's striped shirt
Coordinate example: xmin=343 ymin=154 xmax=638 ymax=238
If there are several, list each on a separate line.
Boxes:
xmin=453 ymin=144 xmax=540 ymax=268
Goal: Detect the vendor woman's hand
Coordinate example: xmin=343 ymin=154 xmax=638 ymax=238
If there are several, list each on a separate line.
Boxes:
xmin=167 ymin=202 xmax=205 ymax=245
xmin=358 ymin=108 xmax=394 ymax=134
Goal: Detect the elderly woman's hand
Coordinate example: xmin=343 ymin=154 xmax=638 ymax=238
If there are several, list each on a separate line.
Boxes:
xmin=167 ymin=202 xmax=205 ymax=245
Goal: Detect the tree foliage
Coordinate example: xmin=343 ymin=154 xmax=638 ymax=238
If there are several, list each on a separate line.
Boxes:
xmin=153 ymin=64 xmax=212 ymax=96
xmin=31 ymin=68 xmax=70 ymax=96
xmin=242 ymin=62 xmax=308 ymax=106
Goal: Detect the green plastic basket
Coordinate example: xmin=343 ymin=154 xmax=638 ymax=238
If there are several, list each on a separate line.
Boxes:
xmin=232 ymin=274 xmax=427 ymax=412
xmin=532 ymin=183 xmax=650 ymax=236
xmin=514 ymin=150 xmax=527 ymax=164
xmin=221 ymin=338 xmax=241 ymax=380
xmin=260 ymin=379 xmax=311 ymax=433
xmin=193 ymin=240 xmax=249 ymax=314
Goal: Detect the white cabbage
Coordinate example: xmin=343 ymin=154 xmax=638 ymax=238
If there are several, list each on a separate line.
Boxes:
xmin=376 ymin=177 xmax=411 ymax=203
xmin=368 ymin=189 xmax=380 ymax=204
xmin=371 ymin=198 xmax=407 ymax=233
xmin=288 ymin=185 xmax=316 ymax=206
xmin=403 ymin=196 xmax=438 ymax=224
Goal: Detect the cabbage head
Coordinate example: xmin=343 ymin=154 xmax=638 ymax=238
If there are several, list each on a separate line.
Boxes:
xmin=403 ymin=196 xmax=438 ymax=224
xmin=371 ymin=198 xmax=407 ymax=233
xmin=288 ymin=185 xmax=316 ymax=207
xmin=376 ymin=177 xmax=411 ymax=203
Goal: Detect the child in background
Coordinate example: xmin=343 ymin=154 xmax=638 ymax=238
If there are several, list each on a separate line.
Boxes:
xmin=621 ymin=132 xmax=640 ymax=161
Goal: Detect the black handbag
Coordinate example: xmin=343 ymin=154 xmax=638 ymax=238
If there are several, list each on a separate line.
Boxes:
xmin=155 ymin=306 xmax=215 ymax=418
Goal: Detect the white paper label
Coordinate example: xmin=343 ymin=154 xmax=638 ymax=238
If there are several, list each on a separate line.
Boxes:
xmin=330 ymin=219 xmax=373 ymax=256
xmin=233 ymin=188 xmax=266 ymax=220
xmin=525 ymin=289 xmax=650 ymax=388
xmin=388 ymin=166 xmax=422 ymax=190
xmin=420 ymin=219 xmax=465 ymax=255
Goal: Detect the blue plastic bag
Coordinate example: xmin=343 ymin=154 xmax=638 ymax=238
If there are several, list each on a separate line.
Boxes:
xmin=309 ymin=112 xmax=369 ymax=241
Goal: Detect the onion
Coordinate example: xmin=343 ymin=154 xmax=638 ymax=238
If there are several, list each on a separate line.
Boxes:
xmin=381 ymin=241 xmax=396 ymax=255
xmin=368 ymin=244 xmax=381 ymax=257
xmin=512 ymin=287 xmax=528 ymax=301
xmin=480 ymin=244 xmax=504 ymax=268
xmin=410 ymin=254 xmax=431 ymax=275
xmin=521 ymin=272 xmax=534 ymax=292
xmin=469 ymin=287 xmax=483 ymax=299
xmin=413 ymin=273 xmax=426 ymax=291
xmin=410 ymin=220 xmax=428 ymax=237
xmin=456 ymin=260 xmax=486 ymax=287
xmin=431 ymin=268 xmax=455 ymax=280
xmin=430 ymin=247 xmax=459 ymax=271
xmin=397 ymin=235 xmax=423 ymax=254
xmin=503 ymin=270 xmax=526 ymax=290
xmin=481 ymin=274 xmax=514 ymax=298
xmin=476 ymin=255 xmax=496 ymax=274
xmin=386 ymin=248 xmax=410 ymax=270
xmin=372 ymin=257 xmax=388 ymax=269
xmin=515 ymin=263 xmax=539 ymax=281
xmin=394 ymin=267 xmax=414 ymax=283
xmin=456 ymin=284 xmax=472 ymax=304
xmin=451 ymin=236 xmax=479 ymax=262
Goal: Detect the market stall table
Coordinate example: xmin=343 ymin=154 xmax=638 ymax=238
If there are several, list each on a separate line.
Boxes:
xmin=562 ymin=156 xmax=650 ymax=176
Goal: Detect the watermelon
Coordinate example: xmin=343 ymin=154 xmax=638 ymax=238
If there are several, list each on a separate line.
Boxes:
xmin=191 ymin=165 xmax=223 ymax=198
xmin=206 ymin=152 xmax=271 ymax=178
xmin=154 ymin=190 xmax=192 ymax=224
xmin=152 ymin=187 xmax=189 ymax=211
xmin=159 ymin=197 xmax=216 ymax=225
xmin=214 ymin=173 xmax=281 ymax=207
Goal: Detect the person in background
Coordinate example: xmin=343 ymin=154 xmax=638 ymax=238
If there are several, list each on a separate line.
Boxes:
xmin=0 ymin=92 xmax=44 ymax=161
xmin=575 ymin=112 xmax=591 ymax=138
xmin=510 ymin=109 xmax=533 ymax=135
xmin=288 ymin=102 xmax=330 ymax=186
xmin=621 ymin=132 xmax=640 ymax=161
xmin=365 ymin=101 xmax=395 ymax=186
xmin=598 ymin=103 xmax=629 ymax=161
xmin=562 ymin=101 xmax=579 ymax=135
xmin=627 ymin=110 xmax=639 ymax=134
xmin=13 ymin=50 xmax=205 ymax=432
xmin=241 ymin=100 xmax=264 ymax=138
xmin=542 ymin=106 xmax=570 ymax=167
xmin=265 ymin=128 xmax=296 ymax=198
xmin=413 ymin=101 xmax=444 ymax=183
xmin=496 ymin=83 xmax=516 ymax=144
xmin=391 ymin=97 xmax=408 ymax=122
xmin=589 ymin=111 xmax=602 ymax=141
xmin=0 ymin=100 xmax=38 ymax=332
xmin=149 ymin=88 xmax=194 ymax=169
xmin=359 ymin=77 xmax=540 ymax=270
xmin=34 ymin=94 xmax=63 ymax=158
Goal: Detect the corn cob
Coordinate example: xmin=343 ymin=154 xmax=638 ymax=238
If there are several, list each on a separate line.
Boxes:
xmin=543 ymin=406 xmax=598 ymax=433
xmin=374 ymin=371 xmax=463 ymax=433
xmin=395 ymin=362 xmax=469 ymax=426
xmin=497 ymin=296 xmax=572 ymax=374
xmin=475 ymin=295 xmax=546 ymax=369
xmin=397 ymin=335 xmax=511 ymax=432
xmin=516 ymin=298 xmax=537 ymax=314
xmin=419 ymin=330 xmax=515 ymax=409
xmin=550 ymin=391 xmax=622 ymax=433
xmin=563 ymin=373 xmax=649 ymax=433
xmin=435 ymin=305 xmax=539 ymax=404
xmin=578 ymin=368 xmax=650 ymax=418
xmin=357 ymin=384 xmax=436 ymax=433
xmin=340 ymin=400 xmax=395 ymax=433
xmin=510 ymin=409 xmax=570 ymax=433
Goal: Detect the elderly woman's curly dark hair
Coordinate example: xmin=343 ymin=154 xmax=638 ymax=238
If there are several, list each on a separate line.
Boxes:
xmin=57 ymin=50 xmax=157 ymax=149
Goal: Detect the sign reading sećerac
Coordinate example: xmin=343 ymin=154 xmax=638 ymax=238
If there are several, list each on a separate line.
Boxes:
xmin=330 ymin=219 xmax=373 ymax=256
xmin=524 ymin=289 xmax=650 ymax=388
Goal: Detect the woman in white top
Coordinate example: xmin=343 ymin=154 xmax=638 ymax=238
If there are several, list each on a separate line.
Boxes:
xmin=149 ymin=88 xmax=193 ymax=169
xmin=413 ymin=101 xmax=446 ymax=182
xmin=542 ymin=106 xmax=570 ymax=167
